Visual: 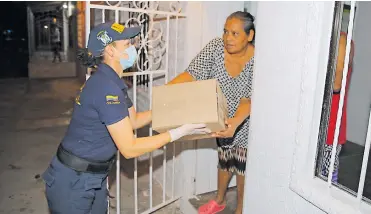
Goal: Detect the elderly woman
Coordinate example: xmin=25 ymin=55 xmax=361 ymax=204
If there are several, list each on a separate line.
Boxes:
xmin=169 ymin=11 xmax=255 ymax=214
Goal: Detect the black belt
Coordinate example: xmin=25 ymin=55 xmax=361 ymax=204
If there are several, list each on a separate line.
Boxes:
xmin=56 ymin=145 xmax=116 ymax=174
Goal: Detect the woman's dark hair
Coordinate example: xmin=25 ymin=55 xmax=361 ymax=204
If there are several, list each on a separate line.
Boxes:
xmin=227 ymin=11 xmax=255 ymax=42
xmin=77 ymin=48 xmax=103 ymax=68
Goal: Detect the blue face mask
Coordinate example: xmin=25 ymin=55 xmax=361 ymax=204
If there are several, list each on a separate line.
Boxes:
xmin=120 ymin=45 xmax=137 ymax=70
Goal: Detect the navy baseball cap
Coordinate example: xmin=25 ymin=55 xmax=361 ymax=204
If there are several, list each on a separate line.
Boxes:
xmin=87 ymin=22 xmax=141 ymax=57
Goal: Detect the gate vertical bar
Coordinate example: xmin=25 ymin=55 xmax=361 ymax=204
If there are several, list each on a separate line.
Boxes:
xmin=327 ymin=1 xmax=355 ymax=186
xmin=134 ymin=74 xmax=138 ymax=214
xmin=129 ymin=3 xmax=133 ymax=84
xmin=172 ymin=14 xmax=179 ymax=198
xmin=114 ymin=8 xmax=121 ymax=214
xmin=146 ymin=3 xmax=153 ymax=209
xmin=164 ymin=14 xmax=170 ymax=83
xmin=132 ymin=5 xmax=138 ymax=213
xmin=146 ymin=2 xmax=150 ymax=87
xmin=162 ymin=14 xmax=171 ymax=203
xmin=140 ymin=2 xmax=144 ymax=85
xmin=149 ymin=71 xmax=153 ymax=208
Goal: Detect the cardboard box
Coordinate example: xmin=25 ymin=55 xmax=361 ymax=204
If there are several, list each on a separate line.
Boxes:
xmin=152 ymin=79 xmax=228 ymax=141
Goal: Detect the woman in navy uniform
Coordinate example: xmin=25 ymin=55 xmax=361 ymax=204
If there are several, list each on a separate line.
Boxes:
xmin=41 ymin=22 xmax=211 ymax=214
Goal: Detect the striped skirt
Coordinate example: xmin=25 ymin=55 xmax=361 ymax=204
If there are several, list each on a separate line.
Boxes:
xmin=217 ymin=146 xmax=248 ymax=176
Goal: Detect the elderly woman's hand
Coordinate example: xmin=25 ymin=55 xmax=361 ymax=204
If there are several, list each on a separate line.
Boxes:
xmin=212 ymin=118 xmax=239 ymax=138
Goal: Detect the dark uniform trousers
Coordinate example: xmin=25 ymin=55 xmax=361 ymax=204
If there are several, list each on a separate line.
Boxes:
xmin=42 ymin=157 xmax=108 ymax=214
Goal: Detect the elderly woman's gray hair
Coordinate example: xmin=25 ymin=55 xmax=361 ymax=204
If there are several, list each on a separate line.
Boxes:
xmin=227 ymin=11 xmax=255 ymax=42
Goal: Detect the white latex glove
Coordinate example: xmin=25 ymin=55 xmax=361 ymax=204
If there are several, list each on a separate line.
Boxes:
xmin=168 ymin=124 xmax=211 ymax=142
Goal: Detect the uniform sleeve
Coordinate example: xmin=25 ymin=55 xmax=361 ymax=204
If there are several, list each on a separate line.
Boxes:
xmin=185 ymin=38 xmax=221 ymax=80
xmin=122 ymin=89 xmax=133 ymax=108
xmin=95 ymin=86 xmax=129 ymax=126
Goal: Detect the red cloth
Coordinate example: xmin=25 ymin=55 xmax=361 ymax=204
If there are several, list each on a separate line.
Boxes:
xmin=326 ymin=66 xmax=351 ymax=145
xmin=326 ymin=32 xmax=354 ymax=145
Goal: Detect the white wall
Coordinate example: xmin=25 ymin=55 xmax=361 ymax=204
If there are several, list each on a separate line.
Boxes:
xmin=347 ymin=2 xmax=371 ymax=146
xmin=243 ymin=2 xmax=333 ymax=214
xmin=244 ymin=1 xmax=258 ymax=18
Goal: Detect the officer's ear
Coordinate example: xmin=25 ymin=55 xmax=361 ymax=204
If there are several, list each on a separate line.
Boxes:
xmin=105 ymin=44 xmax=115 ymax=58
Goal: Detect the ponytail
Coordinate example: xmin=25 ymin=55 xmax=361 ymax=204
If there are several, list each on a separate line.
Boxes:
xmin=77 ymin=48 xmax=102 ymax=68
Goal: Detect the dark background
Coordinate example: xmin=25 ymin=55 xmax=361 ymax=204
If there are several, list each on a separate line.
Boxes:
xmin=0 ymin=2 xmax=28 ymax=78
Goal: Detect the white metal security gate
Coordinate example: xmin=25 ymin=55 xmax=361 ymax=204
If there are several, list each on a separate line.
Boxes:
xmin=85 ymin=1 xmax=186 ymax=213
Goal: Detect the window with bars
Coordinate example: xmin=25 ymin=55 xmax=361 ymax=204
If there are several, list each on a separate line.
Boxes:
xmin=289 ymin=1 xmax=371 ymax=213
xmin=315 ymin=0 xmax=371 ymax=207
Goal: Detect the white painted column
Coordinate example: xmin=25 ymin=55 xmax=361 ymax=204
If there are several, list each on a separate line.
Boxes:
xmin=243 ymin=2 xmax=334 ymax=214
xmin=68 ymin=1 xmax=73 ymax=17
xmin=30 ymin=11 xmax=35 ymax=54
xmin=47 ymin=24 xmax=51 ymax=48
xmin=63 ymin=9 xmax=69 ymax=61
xmin=38 ymin=24 xmax=41 ymax=49
xmin=27 ymin=7 xmax=32 ymax=59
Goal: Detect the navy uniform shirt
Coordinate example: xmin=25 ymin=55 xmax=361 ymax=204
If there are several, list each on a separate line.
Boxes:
xmin=61 ymin=64 xmax=133 ymax=161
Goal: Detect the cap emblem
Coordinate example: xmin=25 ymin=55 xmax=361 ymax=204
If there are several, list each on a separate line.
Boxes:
xmin=97 ymin=30 xmax=112 ymax=47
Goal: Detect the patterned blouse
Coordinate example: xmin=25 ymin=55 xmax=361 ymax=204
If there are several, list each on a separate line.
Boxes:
xmin=185 ymin=37 xmax=254 ymax=149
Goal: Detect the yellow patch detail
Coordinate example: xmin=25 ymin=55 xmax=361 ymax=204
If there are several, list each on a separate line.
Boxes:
xmin=111 ymin=23 xmax=125 ymax=34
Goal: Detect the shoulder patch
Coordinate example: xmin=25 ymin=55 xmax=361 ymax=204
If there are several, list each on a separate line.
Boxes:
xmin=106 ymin=95 xmax=120 ymax=105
